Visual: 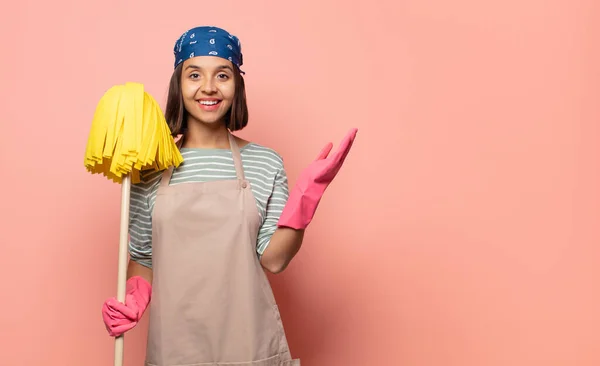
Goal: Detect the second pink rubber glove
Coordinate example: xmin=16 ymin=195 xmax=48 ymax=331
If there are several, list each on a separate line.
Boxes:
xmin=101 ymin=276 xmax=152 ymax=337
xmin=277 ymin=128 xmax=358 ymax=230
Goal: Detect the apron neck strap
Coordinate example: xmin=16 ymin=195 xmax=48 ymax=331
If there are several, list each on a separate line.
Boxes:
xmin=227 ymin=132 xmax=245 ymax=181
xmin=160 ymin=167 xmax=174 ymax=188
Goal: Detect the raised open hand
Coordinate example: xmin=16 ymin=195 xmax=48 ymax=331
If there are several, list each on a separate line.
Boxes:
xmin=277 ymin=128 xmax=358 ymax=230
xmin=311 ymin=128 xmax=358 ymax=183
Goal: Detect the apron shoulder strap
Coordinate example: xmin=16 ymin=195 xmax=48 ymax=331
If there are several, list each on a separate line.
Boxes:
xmin=228 ymin=132 xmax=246 ymax=181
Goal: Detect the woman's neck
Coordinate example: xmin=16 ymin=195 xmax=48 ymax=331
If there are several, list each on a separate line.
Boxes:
xmin=182 ymin=121 xmax=230 ymax=149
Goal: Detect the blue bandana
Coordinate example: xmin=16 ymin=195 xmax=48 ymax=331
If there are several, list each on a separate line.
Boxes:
xmin=173 ymin=26 xmax=244 ymax=73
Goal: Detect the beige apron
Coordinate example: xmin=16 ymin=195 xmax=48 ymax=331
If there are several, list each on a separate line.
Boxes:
xmin=145 ymin=132 xmax=300 ymax=366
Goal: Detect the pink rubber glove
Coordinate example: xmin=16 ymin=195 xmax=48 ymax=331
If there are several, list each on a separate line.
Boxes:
xmin=278 ymin=128 xmax=358 ymax=230
xmin=101 ymin=276 xmax=152 ymax=337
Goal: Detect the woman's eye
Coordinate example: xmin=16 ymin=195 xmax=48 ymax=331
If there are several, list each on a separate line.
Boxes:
xmin=190 ymin=73 xmax=200 ymax=79
xmin=217 ymin=74 xmax=229 ymax=80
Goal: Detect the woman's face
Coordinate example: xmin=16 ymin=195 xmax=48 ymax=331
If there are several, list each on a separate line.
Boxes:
xmin=180 ymin=56 xmax=236 ymax=126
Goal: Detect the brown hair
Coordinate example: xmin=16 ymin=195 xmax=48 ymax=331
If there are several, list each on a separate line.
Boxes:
xmin=164 ymin=63 xmax=249 ymax=136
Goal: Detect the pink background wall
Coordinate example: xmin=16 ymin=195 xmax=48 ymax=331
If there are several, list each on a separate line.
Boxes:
xmin=1 ymin=1 xmax=599 ymax=365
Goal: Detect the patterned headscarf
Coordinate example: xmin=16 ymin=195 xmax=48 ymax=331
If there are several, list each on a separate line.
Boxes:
xmin=173 ymin=26 xmax=244 ymax=73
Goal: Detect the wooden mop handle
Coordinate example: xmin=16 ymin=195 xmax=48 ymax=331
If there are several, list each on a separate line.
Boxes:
xmin=115 ymin=173 xmax=132 ymax=366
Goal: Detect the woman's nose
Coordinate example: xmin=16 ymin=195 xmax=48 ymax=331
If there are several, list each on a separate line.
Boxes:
xmin=201 ymin=78 xmax=217 ymax=93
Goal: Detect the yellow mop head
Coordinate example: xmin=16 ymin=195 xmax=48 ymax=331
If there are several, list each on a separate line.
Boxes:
xmin=83 ymin=82 xmax=183 ymax=184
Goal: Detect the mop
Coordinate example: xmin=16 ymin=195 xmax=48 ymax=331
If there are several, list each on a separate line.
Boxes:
xmin=84 ymin=82 xmax=183 ymax=366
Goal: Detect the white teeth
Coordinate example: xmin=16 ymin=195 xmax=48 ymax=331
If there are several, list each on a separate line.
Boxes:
xmin=200 ymin=100 xmax=219 ymax=105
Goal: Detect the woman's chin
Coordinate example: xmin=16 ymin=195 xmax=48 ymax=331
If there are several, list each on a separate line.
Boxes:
xmin=189 ymin=114 xmax=226 ymax=126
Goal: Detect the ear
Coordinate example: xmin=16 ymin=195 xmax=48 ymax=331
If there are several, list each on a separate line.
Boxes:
xmin=174 ymin=134 xmax=184 ymax=149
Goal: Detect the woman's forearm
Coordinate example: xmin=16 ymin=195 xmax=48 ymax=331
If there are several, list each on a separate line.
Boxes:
xmin=259 ymin=227 xmax=305 ymax=274
xmin=127 ymin=259 xmax=153 ymax=284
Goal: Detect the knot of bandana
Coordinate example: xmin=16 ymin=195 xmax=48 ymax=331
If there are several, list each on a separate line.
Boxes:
xmin=173 ymin=26 xmax=244 ymax=73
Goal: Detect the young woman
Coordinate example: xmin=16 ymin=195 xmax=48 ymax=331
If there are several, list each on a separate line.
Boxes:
xmin=101 ymin=25 xmax=357 ymax=366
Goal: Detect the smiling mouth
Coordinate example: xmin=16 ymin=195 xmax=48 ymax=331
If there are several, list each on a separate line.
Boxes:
xmin=199 ymin=100 xmax=220 ymax=106
xmin=197 ymin=99 xmax=222 ymax=111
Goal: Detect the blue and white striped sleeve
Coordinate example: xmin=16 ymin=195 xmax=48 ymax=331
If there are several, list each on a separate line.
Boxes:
xmin=256 ymin=162 xmax=289 ymax=257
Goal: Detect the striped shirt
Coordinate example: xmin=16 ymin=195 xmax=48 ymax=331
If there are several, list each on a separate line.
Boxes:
xmin=128 ymin=142 xmax=289 ymax=269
